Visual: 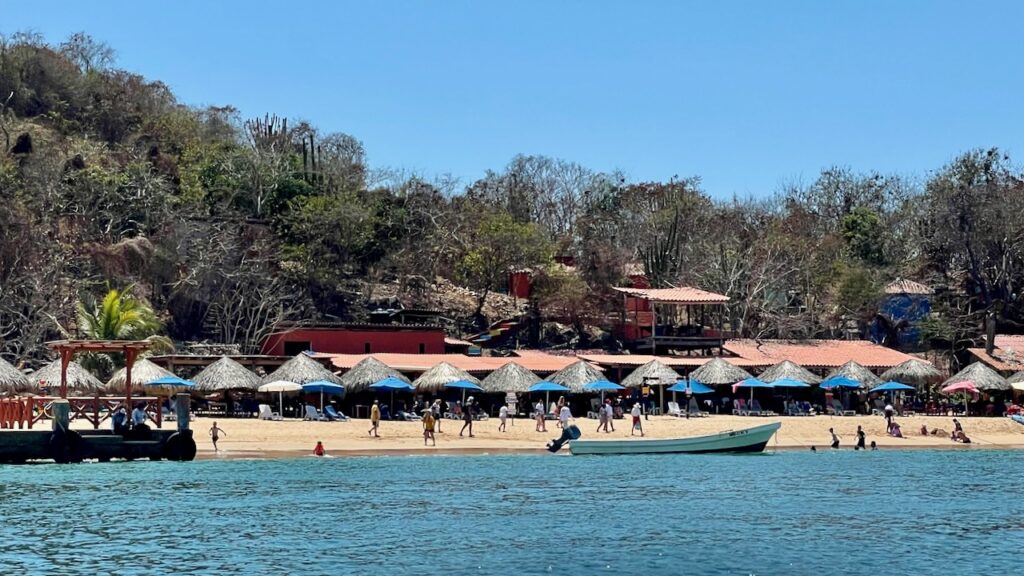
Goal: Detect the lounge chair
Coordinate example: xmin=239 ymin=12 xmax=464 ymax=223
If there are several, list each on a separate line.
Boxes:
xmin=666 ymin=401 xmax=684 ymax=417
xmin=587 ymin=398 xmax=601 ymax=419
xmin=733 ymin=398 xmax=748 ymax=416
xmin=324 ymin=405 xmax=348 ymax=421
xmin=831 ymin=399 xmax=856 ymax=417
xmin=258 ymin=404 xmax=282 ymax=421
xmin=746 ymin=399 xmax=763 ymax=417
xmin=304 ymin=405 xmax=328 ymax=421
xmin=871 ymin=398 xmax=886 ymax=416
xmin=687 ymin=397 xmax=709 ymax=418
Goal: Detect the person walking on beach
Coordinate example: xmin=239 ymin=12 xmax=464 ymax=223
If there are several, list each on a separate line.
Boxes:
xmin=829 ymin=427 xmax=840 ymax=449
xmin=556 ymin=396 xmax=566 ymax=428
xmin=369 ymin=400 xmax=381 ymax=437
xmin=855 ymin=425 xmax=866 ymax=450
xmin=558 ymin=402 xmax=572 ymax=430
xmin=209 ymin=421 xmax=226 ymax=452
xmin=884 ymin=402 xmax=894 ymax=429
xmin=460 ymin=396 xmax=475 ymax=437
xmin=597 ymin=400 xmax=609 ymax=433
xmin=606 ymin=400 xmax=616 ymax=432
xmin=498 ymin=403 xmax=509 ymax=432
xmin=431 ymin=399 xmax=443 ymax=433
xmin=631 ymin=403 xmax=644 ymax=437
xmin=314 ymin=441 xmax=325 ymax=457
xmin=535 ymin=399 xmax=547 ymax=432
xmin=422 ymin=409 xmax=436 ymax=446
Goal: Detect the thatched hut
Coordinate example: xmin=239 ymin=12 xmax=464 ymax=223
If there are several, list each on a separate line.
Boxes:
xmin=480 ymin=362 xmax=541 ymax=393
xmin=621 ymin=360 xmax=681 ymax=388
xmin=263 ymin=354 xmax=343 ymax=386
xmin=825 ymin=361 xmax=882 ymax=388
xmin=0 ymin=357 xmax=29 ymax=395
xmin=1009 ymin=371 xmax=1024 ymax=385
xmin=340 ymin=356 xmax=411 ymax=393
xmin=105 ymin=358 xmax=174 ymax=394
xmin=193 ymin=356 xmax=260 ymax=393
xmin=546 ymin=360 xmax=604 ymax=393
xmin=412 ymin=362 xmax=479 ymax=393
xmin=941 ymin=362 xmax=1009 ymax=392
xmin=758 ymin=360 xmax=821 ymax=384
xmin=879 ymin=359 xmax=941 ymax=387
xmin=29 ymin=359 xmax=104 ymax=396
xmin=689 ymin=358 xmax=752 ymax=386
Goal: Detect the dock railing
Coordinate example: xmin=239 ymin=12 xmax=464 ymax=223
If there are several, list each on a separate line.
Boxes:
xmin=0 ymin=396 xmax=163 ymax=430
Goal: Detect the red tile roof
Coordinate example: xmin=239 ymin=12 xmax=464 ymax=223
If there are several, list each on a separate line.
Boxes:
xmin=721 ymin=339 xmax=921 ymax=369
xmin=994 ymin=335 xmax=1024 ymax=352
xmin=884 ymin=279 xmax=933 ymax=295
xmin=967 ymin=348 xmax=1023 ymax=373
xmin=317 ymin=352 xmax=586 ymax=374
xmin=577 ymin=354 xmax=764 ymax=368
xmin=612 ymin=286 xmax=730 ymax=304
xmin=443 ymin=337 xmax=474 ymax=347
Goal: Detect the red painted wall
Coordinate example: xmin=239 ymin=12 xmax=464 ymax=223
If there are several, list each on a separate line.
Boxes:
xmin=509 ymin=271 xmax=532 ymax=299
xmin=261 ymin=328 xmax=446 ymax=355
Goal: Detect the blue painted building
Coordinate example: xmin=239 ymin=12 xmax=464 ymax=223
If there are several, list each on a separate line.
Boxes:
xmin=871 ymin=279 xmax=932 ymax=349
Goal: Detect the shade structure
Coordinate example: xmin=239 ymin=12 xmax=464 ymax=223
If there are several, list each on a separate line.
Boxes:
xmin=370 ymin=377 xmax=416 ymax=391
xmin=880 ymin=359 xmax=941 ymax=386
xmin=302 ymin=381 xmax=344 ymax=394
xmin=28 ymin=359 xmax=103 ymax=396
xmin=621 ymin=359 xmax=681 ymax=388
xmin=941 ymin=381 xmax=979 ymax=394
xmin=758 ymin=360 xmax=822 ymax=385
xmin=193 ymin=356 xmax=261 ymax=393
xmin=870 ymin=381 xmax=916 ymax=393
xmin=689 ymin=358 xmax=753 ymax=386
xmin=105 ymin=358 xmax=173 ymax=394
xmin=263 ymin=353 xmax=343 ymax=386
xmin=529 ymin=381 xmax=570 ymax=393
xmin=546 ymin=360 xmax=605 ymax=393
xmin=258 ymin=380 xmax=302 ymax=417
xmin=1009 ymin=371 xmax=1024 ymax=385
xmin=820 ymin=376 xmax=861 ymax=390
xmin=772 ymin=378 xmax=810 ymax=388
xmin=480 ymin=361 xmax=541 ymax=393
xmin=582 ymin=380 xmax=624 ymax=392
xmin=412 ymin=362 xmax=480 ymax=393
xmin=445 ymin=379 xmax=483 ymax=391
xmin=941 ymin=362 xmax=1009 ymax=392
xmin=340 ymin=356 xmax=411 ymax=393
xmin=0 ymin=356 xmax=30 ymax=395
xmin=144 ymin=375 xmax=195 ymax=395
xmin=825 ymin=361 xmax=881 ymax=388
xmin=735 ymin=378 xmax=773 ymax=389
xmin=667 ymin=380 xmax=713 ymax=394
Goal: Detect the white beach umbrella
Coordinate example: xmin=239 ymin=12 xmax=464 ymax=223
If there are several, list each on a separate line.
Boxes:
xmin=258 ymin=380 xmax=302 ymax=417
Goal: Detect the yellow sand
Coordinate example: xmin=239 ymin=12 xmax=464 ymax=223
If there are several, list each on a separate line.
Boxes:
xmin=168 ymin=414 xmax=1024 ymax=458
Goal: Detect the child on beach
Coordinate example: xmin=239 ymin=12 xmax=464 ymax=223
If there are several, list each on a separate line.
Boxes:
xmin=535 ymin=400 xmax=547 ymax=432
xmin=422 ymin=409 xmax=436 ymax=446
xmin=498 ymin=404 xmax=508 ymax=432
xmin=855 ymin=425 xmax=866 ymax=450
xmin=460 ymin=396 xmax=475 ymax=438
xmin=314 ymin=441 xmax=325 ymax=457
xmin=369 ymin=400 xmax=381 ymax=437
xmin=209 ymin=421 xmax=226 ymax=452
xmin=829 ymin=427 xmax=840 ymax=449
xmin=631 ymin=403 xmax=644 ymax=437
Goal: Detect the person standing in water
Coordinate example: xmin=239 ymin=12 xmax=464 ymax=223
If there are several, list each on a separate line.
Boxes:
xmin=313 ymin=441 xmax=325 ymax=457
xmin=368 ymin=400 xmax=381 ymax=437
xmin=209 ymin=421 xmax=226 ymax=452
xmin=829 ymin=427 xmax=840 ymax=449
xmin=855 ymin=425 xmax=866 ymax=450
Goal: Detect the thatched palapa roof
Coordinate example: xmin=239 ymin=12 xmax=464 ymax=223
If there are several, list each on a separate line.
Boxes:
xmin=29 ymin=359 xmax=104 ymax=396
xmin=758 ymin=360 xmax=821 ymax=384
xmin=879 ymin=359 xmax=941 ymax=386
xmin=263 ymin=354 xmax=342 ymax=386
xmin=413 ymin=362 xmax=479 ymax=393
xmin=0 ymin=357 xmax=29 ymax=395
xmin=546 ymin=360 xmax=604 ymax=393
xmin=340 ymin=356 xmax=411 ymax=393
xmin=942 ymin=362 xmax=1008 ymax=392
xmin=1009 ymin=371 xmax=1024 ymax=384
xmin=193 ymin=356 xmax=260 ymax=393
xmin=105 ymin=358 xmax=174 ymax=394
xmin=689 ymin=358 xmax=752 ymax=386
xmin=480 ymin=362 xmax=541 ymax=393
xmin=621 ymin=360 xmax=681 ymax=388
xmin=826 ymin=361 xmax=882 ymax=388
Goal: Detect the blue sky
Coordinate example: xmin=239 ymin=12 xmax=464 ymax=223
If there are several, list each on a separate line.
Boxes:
xmin=4 ymin=0 xmax=1022 ymax=197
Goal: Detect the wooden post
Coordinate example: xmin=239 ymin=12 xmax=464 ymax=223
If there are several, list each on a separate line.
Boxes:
xmin=175 ymin=392 xmax=191 ymax=433
xmin=52 ymin=399 xmax=70 ymax=433
xmin=125 ymin=349 xmax=137 ymax=410
xmin=59 ymin=349 xmax=71 ymax=399
xmin=650 ymin=300 xmax=657 ymax=353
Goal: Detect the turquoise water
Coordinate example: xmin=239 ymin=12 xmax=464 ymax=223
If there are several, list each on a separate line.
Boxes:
xmin=1 ymin=450 xmax=1021 ymax=575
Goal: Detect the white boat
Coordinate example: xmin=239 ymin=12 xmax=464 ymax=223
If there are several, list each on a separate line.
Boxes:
xmin=568 ymin=422 xmax=781 ymax=455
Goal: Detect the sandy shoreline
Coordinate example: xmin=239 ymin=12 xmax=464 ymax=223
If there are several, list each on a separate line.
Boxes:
xmin=161 ymin=413 xmax=1024 ymax=459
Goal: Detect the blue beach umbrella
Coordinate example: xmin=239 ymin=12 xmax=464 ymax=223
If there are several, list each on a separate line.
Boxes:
xmin=583 ymin=379 xmax=624 ymax=403
xmin=303 ymin=380 xmax=345 ymax=411
xmin=667 ymin=380 xmax=713 ymax=394
xmin=370 ymin=377 xmax=416 ymax=416
xmin=771 ymin=378 xmax=811 ymax=388
xmin=529 ymin=381 xmax=570 ymax=411
xmin=445 ymin=379 xmax=483 ymax=403
xmin=870 ymin=381 xmax=915 ymax=393
xmin=144 ymin=375 xmax=195 ymax=396
xmin=735 ymin=377 xmax=773 ymax=401
xmin=820 ymin=376 xmax=861 ymax=390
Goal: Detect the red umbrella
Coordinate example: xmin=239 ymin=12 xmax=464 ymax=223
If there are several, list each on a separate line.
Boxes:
xmin=942 ymin=381 xmax=978 ymax=414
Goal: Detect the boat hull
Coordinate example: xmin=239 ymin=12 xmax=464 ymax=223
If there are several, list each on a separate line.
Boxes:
xmin=568 ymin=422 xmax=781 ymax=455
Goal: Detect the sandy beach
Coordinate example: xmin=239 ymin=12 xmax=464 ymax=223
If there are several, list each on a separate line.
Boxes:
xmin=162 ymin=414 xmax=1024 ymax=459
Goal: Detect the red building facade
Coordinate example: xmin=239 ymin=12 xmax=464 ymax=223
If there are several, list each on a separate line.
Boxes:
xmin=261 ymin=324 xmax=446 ymax=356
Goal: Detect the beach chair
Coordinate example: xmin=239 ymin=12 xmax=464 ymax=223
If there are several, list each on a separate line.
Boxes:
xmin=831 ymin=399 xmax=856 ymax=417
xmin=587 ymin=398 xmax=601 ymax=419
xmin=666 ymin=401 xmax=684 ymax=417
xmin=687 ymin=397 xmax=708 ymax=418
xmin=258 ymin=404 xmax=282 ymax=421
xmin=871 ymin=398 xmax=886 ymax=416
xmin=304 ymin=405 xmax=328 ymax=421
xmin=746 ymin=399 xmax=763 ymax=417
xmin=733 ymin=398 xmax=747 ymax=416
xmin=323 ymin=405 xmax=348 ymax=422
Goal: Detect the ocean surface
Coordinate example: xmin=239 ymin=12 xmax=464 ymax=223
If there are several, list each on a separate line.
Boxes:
xmin=1 ymin=450 xmax=1021 ymax=575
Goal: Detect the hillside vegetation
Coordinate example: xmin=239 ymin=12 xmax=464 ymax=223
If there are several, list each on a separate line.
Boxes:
xmin=1 ymin=32 xmax=1022 ymax=366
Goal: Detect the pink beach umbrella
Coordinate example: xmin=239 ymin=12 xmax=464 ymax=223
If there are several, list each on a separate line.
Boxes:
xmin=941 ymin=381 xmax=978 ymax=414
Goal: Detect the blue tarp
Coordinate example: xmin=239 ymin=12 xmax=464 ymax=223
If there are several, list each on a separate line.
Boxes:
xmin=529 ymin=381 xmax=570 ymax=393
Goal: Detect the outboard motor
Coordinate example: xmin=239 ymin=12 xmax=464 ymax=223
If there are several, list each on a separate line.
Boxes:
xmin=546 ymin=425 xmax=581 ymax=453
